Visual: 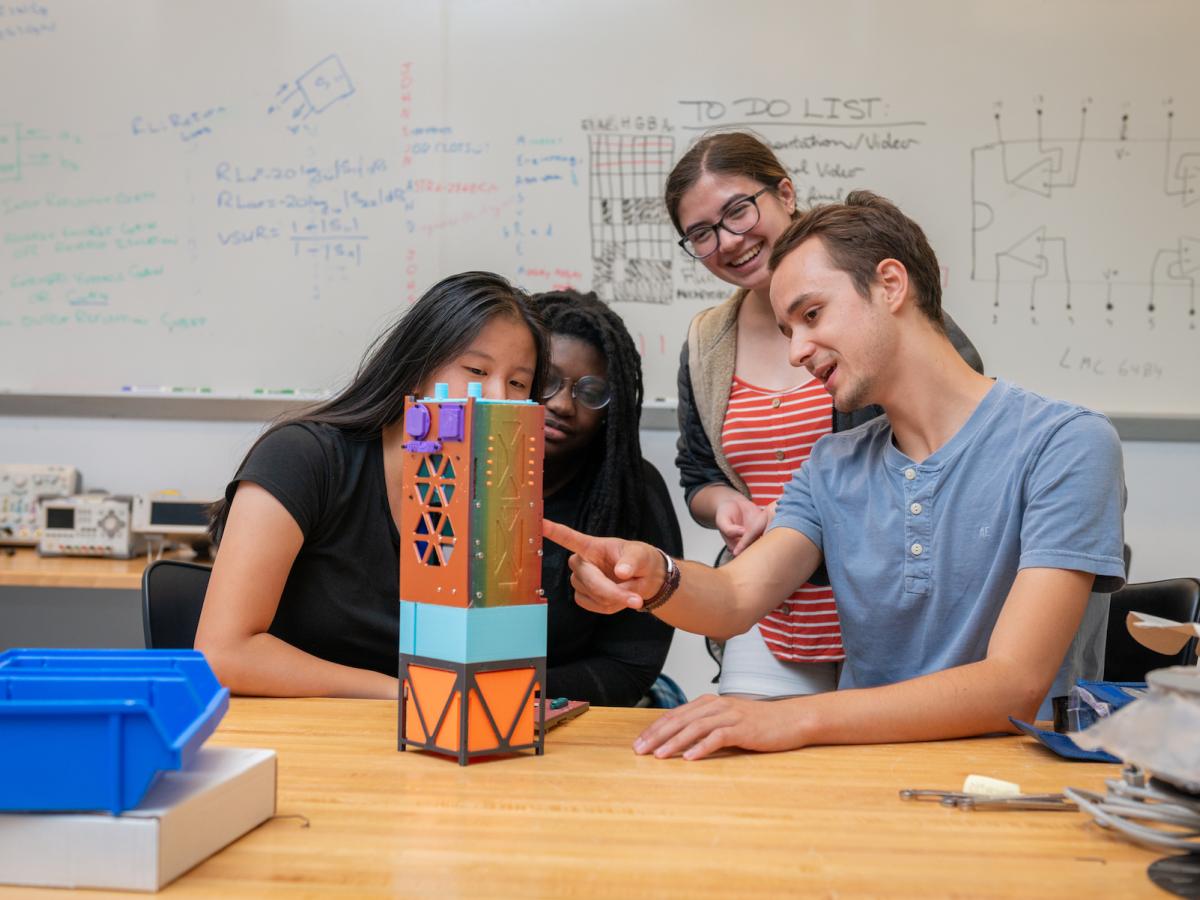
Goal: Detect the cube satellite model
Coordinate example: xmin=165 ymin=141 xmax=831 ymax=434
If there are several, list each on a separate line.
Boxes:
xmin=397 ymin=383 xmax=546 ymax=764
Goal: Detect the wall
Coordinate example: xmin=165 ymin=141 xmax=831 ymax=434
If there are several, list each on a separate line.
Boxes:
xmin=2 ymin=0 xmax=1198 ymax=419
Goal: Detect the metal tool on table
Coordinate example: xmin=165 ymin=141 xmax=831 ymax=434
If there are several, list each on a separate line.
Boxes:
xmin=899 ymin=788 xmax=1077 ymax=811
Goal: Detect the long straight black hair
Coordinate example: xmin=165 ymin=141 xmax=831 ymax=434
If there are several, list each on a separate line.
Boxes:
xmin=209 ymin=271 xmax=548 ymax=539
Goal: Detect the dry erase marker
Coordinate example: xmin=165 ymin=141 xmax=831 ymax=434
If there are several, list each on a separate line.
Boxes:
xmin=121 ymin=385 xmax=170 ymax=393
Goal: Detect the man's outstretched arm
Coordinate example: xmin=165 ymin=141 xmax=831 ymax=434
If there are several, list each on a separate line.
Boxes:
xmin=542 ymin=519 xmax=823 ymax=640
xmin=633 ymin=566 xmax=1095 ymax=760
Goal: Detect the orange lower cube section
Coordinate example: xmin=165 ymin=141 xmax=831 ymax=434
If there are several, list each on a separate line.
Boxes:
xmin=474 ymin=668 xmax=535 ymax=746
xmin=404 ymin=662 xmax=538 ymax=754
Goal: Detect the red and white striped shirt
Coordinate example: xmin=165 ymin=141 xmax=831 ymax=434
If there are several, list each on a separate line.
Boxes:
xmin=721 ymin=376 xmax=845 ymax=662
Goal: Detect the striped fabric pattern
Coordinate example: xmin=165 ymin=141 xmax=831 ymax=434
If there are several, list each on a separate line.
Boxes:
xmin=721 ymin=376 xmax=845 ymax=662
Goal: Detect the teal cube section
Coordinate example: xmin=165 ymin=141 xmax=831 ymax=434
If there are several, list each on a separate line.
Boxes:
xmin=399 ymin=600 xmax=417 ymax=656
xmin=398 ymin=601 xmax=546 ymax=663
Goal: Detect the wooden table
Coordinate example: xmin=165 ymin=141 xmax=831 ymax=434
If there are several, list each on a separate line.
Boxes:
xmin=0 ymin=547 xmax=155 ymax=590
xmin=3 ymin=698 xmax=1167 ymax=898
xmin=0 ymin=548 xmax=193 ymax=650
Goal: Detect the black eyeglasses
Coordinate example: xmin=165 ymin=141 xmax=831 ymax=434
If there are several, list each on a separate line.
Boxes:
xmin=678 ymin=187 xmax=771 ymax=260
xmin=541 ymin=373 xmax=611 ymax=410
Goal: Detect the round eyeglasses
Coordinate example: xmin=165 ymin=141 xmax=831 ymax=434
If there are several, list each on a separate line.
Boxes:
xmin=678 ymin=187 xmax=770 ymax=260
xmin=541 ymin=373 xmax=612 ymax=410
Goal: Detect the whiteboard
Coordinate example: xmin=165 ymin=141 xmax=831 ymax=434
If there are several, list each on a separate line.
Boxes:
xmin=1 ymin=0 xmax=1197 ymax=421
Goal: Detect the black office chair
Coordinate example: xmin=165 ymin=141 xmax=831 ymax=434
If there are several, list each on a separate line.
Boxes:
xmin=1103 ymin=578 xmax=1200 ymax=682
xmin=141 ymin=559 xmax=212 ymax=649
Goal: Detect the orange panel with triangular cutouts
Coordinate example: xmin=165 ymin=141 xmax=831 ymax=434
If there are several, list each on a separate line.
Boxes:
xmin=406 ymin=664 xmax=460 ymax=748
xmin=471 ymin=667 xmax=537 ymax=748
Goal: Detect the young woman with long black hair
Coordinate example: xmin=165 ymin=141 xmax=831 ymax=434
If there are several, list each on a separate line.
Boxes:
xmin=197 ymin=271 xmax=547 ymax=699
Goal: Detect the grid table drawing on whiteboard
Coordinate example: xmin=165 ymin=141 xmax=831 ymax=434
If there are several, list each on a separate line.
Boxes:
xmin=588 ymin=133 xmax=676 ymax=305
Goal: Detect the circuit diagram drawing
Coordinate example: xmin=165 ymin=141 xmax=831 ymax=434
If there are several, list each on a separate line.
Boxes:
xmin=267 ymin=55 xmax=356 ymax=135
xmin=972 ymin=104 xmax=1198 ymax=324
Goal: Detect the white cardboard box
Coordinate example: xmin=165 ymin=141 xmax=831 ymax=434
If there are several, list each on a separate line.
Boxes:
xmin=0 ymin=746 xmax=276 ymax=892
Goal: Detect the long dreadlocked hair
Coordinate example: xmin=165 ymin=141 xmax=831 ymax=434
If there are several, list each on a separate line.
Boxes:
xmin=532 ymin=289 xmax=645 ymax=540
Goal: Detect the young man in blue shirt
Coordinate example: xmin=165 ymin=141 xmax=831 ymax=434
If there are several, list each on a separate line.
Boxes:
xmin=546 ymin=190 xmax=1126 ymax=760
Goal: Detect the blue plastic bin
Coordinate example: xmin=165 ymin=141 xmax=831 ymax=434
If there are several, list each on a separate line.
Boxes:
xmin=0 ymin=648 xmax=230 ymax=814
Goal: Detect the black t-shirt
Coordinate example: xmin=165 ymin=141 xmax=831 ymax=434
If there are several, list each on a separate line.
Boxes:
xmin=227 ymin=423 xmax=400 ymax=676
xmin=542 ymin=459 xmax=683 ymax=706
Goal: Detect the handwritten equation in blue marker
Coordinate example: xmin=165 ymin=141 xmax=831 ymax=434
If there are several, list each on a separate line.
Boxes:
xmin=215 ymin=157 xmax=387 ymax=188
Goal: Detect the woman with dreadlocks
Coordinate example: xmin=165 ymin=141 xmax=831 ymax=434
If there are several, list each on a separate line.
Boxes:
xmin=533 ymin=289 xmax=683 ymax=707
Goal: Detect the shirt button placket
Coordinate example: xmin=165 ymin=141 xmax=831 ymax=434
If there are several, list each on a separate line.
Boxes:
xmin=903 ymin=466 xmax=933 ymax=587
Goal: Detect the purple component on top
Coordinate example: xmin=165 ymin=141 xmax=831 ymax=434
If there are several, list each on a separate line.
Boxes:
xmin=403 ymin=440 xmax=442 ymax=454
xmin=439 ymin=404 xmax=465 ymax=441
xmin=405 ymin=404 xmax=430 ymax=439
